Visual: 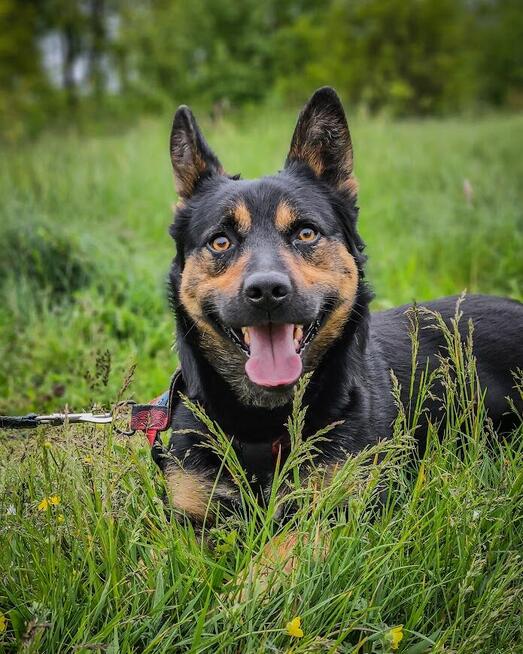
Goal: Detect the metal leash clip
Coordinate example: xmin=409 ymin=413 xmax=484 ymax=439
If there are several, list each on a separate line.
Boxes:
xmin=111 ymin=400 xmax=137 ymax=436
xmin=34 ymin=401 xmax=137 ymax=434
xmin=35 ymin=412 xmax=114 ymax=426
xmin=0 ymin=402 xmax=139 ymax=434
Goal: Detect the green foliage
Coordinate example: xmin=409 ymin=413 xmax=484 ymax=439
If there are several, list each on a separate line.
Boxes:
xmin=275 ymin=0 xmax=479 ymax=114
xmin=1 ymin=0 xmax=523 ymax=139
xmin=120 ymin=0 xmax=282 ymax=110
xmin=0 ymin=213 xmax=93 ymax=300
xmin=0 ymin=311 xmax=522 ymax=652
xmin=474 ymin=0 xmax=523 ymax=107
xmin=0 ymin=0 xmax=53 ymax=141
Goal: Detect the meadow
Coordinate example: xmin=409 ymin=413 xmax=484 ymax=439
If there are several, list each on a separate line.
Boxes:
xmin=0 ymin=110 xmax=522 ymax=653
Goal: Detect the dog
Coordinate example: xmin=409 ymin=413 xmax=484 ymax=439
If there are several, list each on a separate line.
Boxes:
xmin=160 ymin=87 xmax=523 ymax=525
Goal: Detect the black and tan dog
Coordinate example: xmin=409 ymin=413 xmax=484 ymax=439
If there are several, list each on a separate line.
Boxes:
xmin=161 ymin=87 xmax=522 ymax=524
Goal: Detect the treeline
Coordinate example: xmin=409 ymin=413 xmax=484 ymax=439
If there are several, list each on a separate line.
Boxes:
xmin=1 ymin=0 xmax=522 ymax=139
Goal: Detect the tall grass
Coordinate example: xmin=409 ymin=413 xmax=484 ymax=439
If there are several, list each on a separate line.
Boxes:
xmin=1 ymin=298 xmax=522 ymax=653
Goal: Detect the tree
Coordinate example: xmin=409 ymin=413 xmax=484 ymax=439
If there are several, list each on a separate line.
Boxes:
xmin=0 ymin=0 xmax=49 ymax=139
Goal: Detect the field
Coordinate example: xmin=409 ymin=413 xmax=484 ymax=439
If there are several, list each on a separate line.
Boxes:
xmin=0 ymin=110 xmax=522 ymax=653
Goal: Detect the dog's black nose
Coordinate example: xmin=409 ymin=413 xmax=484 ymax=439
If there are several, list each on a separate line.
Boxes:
xmin=243 ymin=272 xmax=292 ymax=310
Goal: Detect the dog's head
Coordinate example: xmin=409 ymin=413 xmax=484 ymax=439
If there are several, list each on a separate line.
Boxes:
xmin=169 ymin=87 xmax=368 ymax=408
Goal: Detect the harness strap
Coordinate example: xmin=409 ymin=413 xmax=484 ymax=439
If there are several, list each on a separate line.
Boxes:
xmin=130 ymin=369 xmax=183 ymax=447
xmin=133 ymin=369 xmax=291 ymax=477
xmin=237 ymin=434 xmax=291 ymax=489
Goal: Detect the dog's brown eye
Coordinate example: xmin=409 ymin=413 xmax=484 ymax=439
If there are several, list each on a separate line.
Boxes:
xmin=209 ymin=235 xmax=231 ymax=252
xmin=296 ymin=226 xmax=318 ymax=243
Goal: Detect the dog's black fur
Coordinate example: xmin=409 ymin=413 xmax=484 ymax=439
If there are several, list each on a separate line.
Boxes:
xmin=161 ymin=87 xmax=523 ymax=523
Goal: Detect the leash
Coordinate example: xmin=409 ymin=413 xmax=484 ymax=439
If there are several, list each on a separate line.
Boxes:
xmin=0 ymin=412 xmax=114 ymax=430
xmin=0 ymin=370 xmax=184 ymax=450
xmin=0 ymin=369 xmax=289 ymax=477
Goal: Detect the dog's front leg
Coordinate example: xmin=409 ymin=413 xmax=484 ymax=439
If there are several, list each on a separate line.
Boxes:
xmin=163 ymin=463 xmax=240 ymax=527
xmin=237 ymin=465 xmax=336 ymax=599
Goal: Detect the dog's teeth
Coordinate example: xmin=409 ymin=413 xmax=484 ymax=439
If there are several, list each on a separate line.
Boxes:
xmin=242 ymin=327 xmax=250 ymax=345
xmin=294 ymin=325 xmax=304 ymax=343
xmin=294 ymin=339 xmax=300 ymax=352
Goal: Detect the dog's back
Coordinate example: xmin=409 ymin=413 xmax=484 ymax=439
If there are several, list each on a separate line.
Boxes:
xmin=371 ymin=294 xmax=523 ymax=435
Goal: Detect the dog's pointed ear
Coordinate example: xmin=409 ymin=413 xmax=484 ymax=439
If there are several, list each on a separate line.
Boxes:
xmin=170 ymin=106 xmax=225 ymax=199
xmin=285 ymin=87 xmax=355 ymax=193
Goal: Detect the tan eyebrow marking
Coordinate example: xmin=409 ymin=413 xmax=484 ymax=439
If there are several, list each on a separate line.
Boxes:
xmin=275 ymin=200 xmax=298 ymax=232
xmin=232 ymin=200 xmax=252 ymax=234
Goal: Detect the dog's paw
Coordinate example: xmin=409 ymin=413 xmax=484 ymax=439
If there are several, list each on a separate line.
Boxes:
xmin=234 ymin=529 xmax=328 ymax=602
xmin=234 ymin=532 xmax=299 ymax=601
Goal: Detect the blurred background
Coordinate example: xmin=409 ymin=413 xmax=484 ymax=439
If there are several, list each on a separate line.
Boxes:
xmin=1 ymin=0 xmax=523 ymax=139
xmin=0 ymin=0 xmax=522 ymax=414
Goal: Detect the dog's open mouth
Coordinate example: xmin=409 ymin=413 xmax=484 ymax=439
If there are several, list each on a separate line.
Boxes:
xmin=222 ymin=318 xmax=322 ymax=388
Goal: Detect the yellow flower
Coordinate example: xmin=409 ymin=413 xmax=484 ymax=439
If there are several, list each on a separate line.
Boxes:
xmin=38 ymin=497 xmax=50 ymax=511
xmin=0 ymin=611 xmax=7 ymax=633
xmin=387 ymin=625 xmax=404 ymax=650
xmin=57 ymin=514 xmax=65 ymax=524
xmin=37 ymin=495 xmax=60 ymax=511
xmin=285 ymin=616 xmax=304 ymax=638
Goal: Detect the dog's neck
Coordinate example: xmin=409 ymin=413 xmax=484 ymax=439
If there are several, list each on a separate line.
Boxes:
xmin=174 ymin=289 xmax=372 ymax=443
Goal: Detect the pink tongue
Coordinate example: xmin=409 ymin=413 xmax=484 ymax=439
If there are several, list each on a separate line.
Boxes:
xmin=245 ymin=323 xmax=303 ymax=387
